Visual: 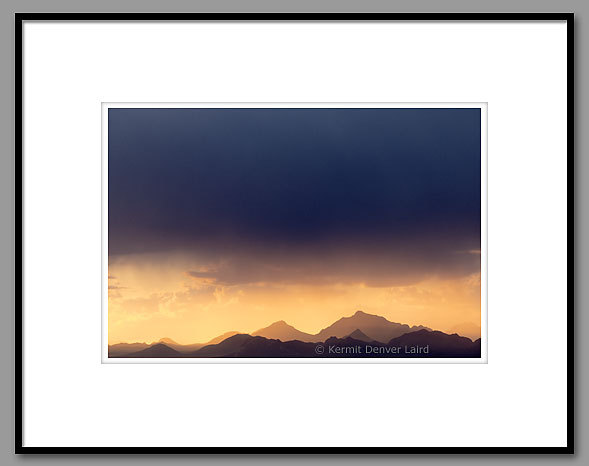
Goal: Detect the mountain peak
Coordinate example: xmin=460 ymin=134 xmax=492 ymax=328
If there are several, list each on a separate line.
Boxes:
xmin=269 ymin=320 xmax=290 ymax=327
xmin=158 ymin=337 xmax=178 ymax=345
xmin=252 ymin=320 xmax=314 ymax=342
xmin=349 ymin=310 xmax=383 ymax=321
xmin=347 ymin=329 xmax=374 ymax=342
xmin=315 ymin=310 xmax=425 ymax=344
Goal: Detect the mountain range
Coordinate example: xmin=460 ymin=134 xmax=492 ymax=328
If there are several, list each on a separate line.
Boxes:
xmin=108 ymin=331 xmax=241 ymax=356
xmin=109 ymin=310 xmax=481 ymax=359
xmin=250 ymin=310 xmax=430 ymax=343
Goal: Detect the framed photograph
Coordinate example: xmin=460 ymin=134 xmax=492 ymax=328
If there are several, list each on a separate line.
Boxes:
xmin=17 ymin=13 xmax=573 ymax=453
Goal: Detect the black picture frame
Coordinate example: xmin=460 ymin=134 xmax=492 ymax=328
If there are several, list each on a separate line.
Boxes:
xmin=15 ymin=12 xmax=575 ymax=454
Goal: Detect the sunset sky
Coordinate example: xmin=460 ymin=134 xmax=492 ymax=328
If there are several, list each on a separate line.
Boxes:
xmin=108 ymin=108 xmax=481 ymax=344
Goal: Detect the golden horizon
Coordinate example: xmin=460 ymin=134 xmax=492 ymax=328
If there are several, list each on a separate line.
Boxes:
xmin=108 ymin=258 xmax=481 ymax=346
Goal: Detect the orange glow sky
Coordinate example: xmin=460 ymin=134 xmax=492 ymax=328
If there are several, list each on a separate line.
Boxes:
xmin=108 ymin=253 xmax=481 ymax=344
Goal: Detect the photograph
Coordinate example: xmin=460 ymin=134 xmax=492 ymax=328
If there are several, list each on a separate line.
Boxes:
xmin=106 ymin=105 xmax=484 ymax=360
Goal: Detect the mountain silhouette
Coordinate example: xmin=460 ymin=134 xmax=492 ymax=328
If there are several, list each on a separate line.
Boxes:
xmin=192 ymin=334 xmax=254 ymax=357
xmin=108 ymin=342 xmax=150 ymax=357
xmin=204 ymin=331 xmax=241 ymax=345
xmin=448 ymin=322 xmax=481 ymax=341
xmin=118 ymin=343 xmax=184 ymax=358
xmin=252 ymin=320 xmax=315 ymax=342
xmin=252 ymin=311 xmax=427 ymax=343
xmin=116 ymin=330 xmax=480 ymax=358
xmin=155 ymin=338 xmax=205 ymax=353
xmin=158 ymin=337 xmax=178 ymax=345
xmin=109 ymin=332 xmax=244 ymax=357
xmin=109 ymin=311 xmax=480 ymax=358
xmin=388 ymin=329 xmax=480 ymax=357
xmin=190 ymin=334 xmax=314 ymax=358
xmin=313 ymin=310 xmax=430 ymax=343
xmin=345 ymin=329 xmax=374 ymax=342
xmin=180 ymin=330 xmax=479 ymax=358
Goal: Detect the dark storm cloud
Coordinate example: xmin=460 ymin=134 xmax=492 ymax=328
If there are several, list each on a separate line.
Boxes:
xmin=109 ymin=108 xmax=481 ymax=285
xmin=185 ymin=248 xmax=480 ymax=287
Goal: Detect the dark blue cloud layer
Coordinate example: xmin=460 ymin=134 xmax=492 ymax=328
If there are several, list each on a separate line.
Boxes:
xmin=109 ymin=108 xmax=480 ymax=284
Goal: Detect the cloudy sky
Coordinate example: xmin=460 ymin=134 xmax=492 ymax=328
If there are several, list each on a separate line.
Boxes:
xmin=108 ymin=107 xmax=481 ymax=344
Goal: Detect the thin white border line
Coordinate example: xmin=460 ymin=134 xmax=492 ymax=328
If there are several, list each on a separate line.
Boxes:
xmin=481 ymin=102 xmax=489 ymax=363
xmin=101 ymin=102 xmax=488 ymax=364
xmin=101 ymin=104 xmax=109 ymax=364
